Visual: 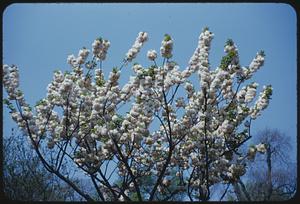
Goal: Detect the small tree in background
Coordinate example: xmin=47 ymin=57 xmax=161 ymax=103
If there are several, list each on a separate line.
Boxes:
xmin=3 ymin=27 xmax=273 ymax=201
xmin=3 ymin=128 xmax=79 ymax=201
xmin=229 ymin=128 xmax=296 ymax=201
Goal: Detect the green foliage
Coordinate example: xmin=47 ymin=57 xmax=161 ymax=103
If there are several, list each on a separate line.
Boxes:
xmin=148 ymin=66 xmax=155 ymax=79
xmin=136 ymin=95 xmax=142 ymax=104
xmin=242 ymin=106 xmax=250 ymax=113
xmin=265 ymin=85 xmax=273 ymax=99
xmin=227 ymin=110 xmax=236 ymax=120
xmin=226 ymin=102 xmax=237 ymax=121
xmin=3 ymin=98 xmax=10 ymax=105
xmin=168 ymin=60 xmax=178 ymax=65
xmin=35 ymin=99 xmax=47 ymax=107
xmin=64 ymin=70 xmax=71 ymax=76
xmin=113 ymin=114 xmax=124 ymax=127
xmin=164 ymin=34 xmax=172 ymax=41
xmin=112 ymin=67 xmax=119 ymax=73
xmin=127 ymin=192 xmax=138 ymax=201
xmin=258 ymin=50 xmax=265 ymax=57
xmin=96 ymin=78 xmax=105 ymax=87
xmin=226 ymin=39 xmax=234 ymax=46
xmin=220 ymin=51 xmax=237 ymax=70
xmin=108 ymin=121 xmax=116 ymax=129
xmin=16 ymin=89 xmax=23 ymax=96
xmin=101 ymin=136 xmax=109 ymax=143
xmin=3 ymin=98 xmax=16 ymax=112
xmin=203 ymin=26 xmax=209 ymax=32
xmin=137 ymin=66 xmax=156 ymax=80
xmin=97 ymin=119 xmax=105 ymax=126
xmin=91 ymin=128 xmax=96 ymax=134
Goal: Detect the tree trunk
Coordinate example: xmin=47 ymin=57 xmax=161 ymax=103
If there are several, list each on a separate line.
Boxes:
xmin=238 ymin=179 xmax=252 ymax=201
xmin=266 ymin=144 xmax=272 ymax=200
xmin=232 ymin=182 xmax=243 ymax=201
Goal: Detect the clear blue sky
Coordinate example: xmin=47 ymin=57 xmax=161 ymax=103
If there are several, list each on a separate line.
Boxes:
xmin=3 ymin=3 xmax=297 ymax=162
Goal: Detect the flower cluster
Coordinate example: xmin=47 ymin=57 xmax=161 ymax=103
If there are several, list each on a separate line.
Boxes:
xmin=3 ymin=65 xmax=37 ymax=143
xmin=247 ymin=143 xmax=267 ymax=160
xmin=147 ymin=49 xmax=157 ymax=61
xmin=160 ymin=34 xmax=173 ymax=59
xmin=67 ymin=47 xmax=90 ymax=67
xmin=242 ymin=50 xmax=265 ymax=79
xmin=245 ymin=82 xmax=259 ymax=103
xmin=250 ymin=85 xmax=273 ymax=119
xmin=92 ymin=37 xmax=110 ymax=61
xmin=126 ymin=32 xmax=148 ymax=62
xmin=3 ymin=65 xmax=20 ymax=100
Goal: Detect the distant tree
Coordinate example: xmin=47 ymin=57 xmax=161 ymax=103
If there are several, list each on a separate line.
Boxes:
xmin=3 ymin=128 xmax=79 ymax=201
xmin=230 ymin=128 xmax=296 ymax=201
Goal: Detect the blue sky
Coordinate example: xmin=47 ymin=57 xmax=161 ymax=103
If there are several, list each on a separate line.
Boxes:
xmin=3 ymin=2 xmax=297 ymax=163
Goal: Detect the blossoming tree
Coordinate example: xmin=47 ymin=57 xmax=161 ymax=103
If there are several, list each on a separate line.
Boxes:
xmin=3 ymin=27 xmax=272 ymax=201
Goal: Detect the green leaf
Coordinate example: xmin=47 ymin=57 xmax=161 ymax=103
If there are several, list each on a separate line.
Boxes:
xmin=242 ymin=106 xmax=250 ymax=113
xmin=228 ymin=50 xmax=236 ymax=58
xmin=3 ymin=98 xmax=10 ymax=105
xmin=8 ymin=104 xmax=14 ymax=110
xmin=35 ymin=99 xmax=47 ymax=107
xmin=220 ymin=51 xmax=236 ymax=70
xmin=113 ymin=114 xmax=124 ymax=127
xmin=265 ymin=85 xmax=273 ymax=99
xmin=203 ymin=26 xmax=209 ymax=32
xmin=108 ymin=121 xmax=116 ymax=129
xmin=101 ymin=137 xmax=109 ymax=143
xmin=148 ymin=66 xmax=155 ymax=79
xmin=258 ymin=50 xmax=265 ymax=57
xmin=228 ymin=110 xmax=236 ymax=120
xmin=112 ymin=67 xmax=119 ymax=73
xmin=96 ymin=78 xmax=105 ymax=87
xmin=64 ymin=71 xmax=71 ymax=76
xmin=169 ymin=60 xmax=178 ymax=65
xmin=164 ymin=34 xmax=172 ymax=41
xmin=226 ymin=39 xmax=234 ymax=46
xmin=130 ymin=192 xmax=139 ymax=201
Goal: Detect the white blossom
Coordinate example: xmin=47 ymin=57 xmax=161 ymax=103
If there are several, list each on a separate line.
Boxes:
xmin=147 ymin=49 xmax=157 ymax=61
xmin=160 ymin=34 xmax=173 ymax=59
xmin=92 ymin=37 xmax=110 ymax=61
xmin=256 ymin=143 xmax=267 ymax=153
xmin=126 ymin=32 xmax=148 ymax=62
